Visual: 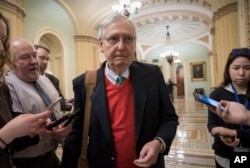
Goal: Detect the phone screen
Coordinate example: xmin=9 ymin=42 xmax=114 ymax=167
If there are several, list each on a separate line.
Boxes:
xmin=193 ymin=92 xmax=224 ymax=110
xmin=47 ymin=97 xmax=62 ymax=110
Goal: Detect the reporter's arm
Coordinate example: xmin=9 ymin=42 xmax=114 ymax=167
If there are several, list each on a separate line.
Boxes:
xmin=216 ymin=101 xmax=250 ymax=126
xmin=0 ymin=110 xmax=51 ymax=148
xmin=0 ymin=130 xmax=12 ymax=149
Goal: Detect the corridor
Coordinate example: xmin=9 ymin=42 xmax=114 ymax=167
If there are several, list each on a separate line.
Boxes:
xmin=165 ymin=98 xmax=215 ymax=167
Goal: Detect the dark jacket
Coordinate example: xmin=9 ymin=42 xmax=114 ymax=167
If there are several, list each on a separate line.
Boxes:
xmin=166 ymin=80 xmax=177 ymax=92
xmin=61 ymin=61 xmax=179 ymax=168
xmin=45 ymin=73 xmax=71 ymax=111
xmin=0 ymin=83 xmax=13 ymax=168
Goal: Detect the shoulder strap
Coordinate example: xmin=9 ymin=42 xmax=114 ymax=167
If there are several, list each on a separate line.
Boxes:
xmin=85 ymin=70 xmax=98 ymax=85
xmin=78 ymin=70 xmax=97 ymax=168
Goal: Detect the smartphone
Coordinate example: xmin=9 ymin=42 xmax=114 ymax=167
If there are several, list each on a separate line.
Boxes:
xmin=193 ymin=92 xmax=224 ymax=110
xmin=62 ymin=109 xmax=80 ymax=127
xmin=46 ymin=108 xmax=81 ymax=130
xmin=47 ymin=97 xmax=62 ymax=110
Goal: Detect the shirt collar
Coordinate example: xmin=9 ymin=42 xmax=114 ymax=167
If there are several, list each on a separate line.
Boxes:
xmin=104 ymin=62 xmax=129 ymax=84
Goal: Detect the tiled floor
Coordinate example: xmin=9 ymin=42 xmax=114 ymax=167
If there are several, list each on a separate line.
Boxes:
xmin=165 ymin=98 xmax=215 ymax=167
xmin=56 ymin=98 xmax=216 ymax=167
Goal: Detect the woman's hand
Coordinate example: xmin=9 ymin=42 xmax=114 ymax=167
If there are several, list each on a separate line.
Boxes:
xmin=211 ymin=126 xmax=239 ymax=147
xmin=220 ymin=136 xmax=240 ymax=147
xmin=0 ymin=110 xmax=52 ymax=145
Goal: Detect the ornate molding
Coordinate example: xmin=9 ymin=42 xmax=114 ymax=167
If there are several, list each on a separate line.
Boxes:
xmin=0 ymin=0 xmax=26 ymax=17
xmin=142 ymin=0 xmax=212 ymax=11
xmin=74 ymin=35 xmax=99 ymax=44
xmin=213 ymin=2 xmax=237 ymax=20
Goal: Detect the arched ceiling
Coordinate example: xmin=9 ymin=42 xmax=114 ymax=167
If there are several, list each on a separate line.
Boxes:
xmin=55 ymin=0 xmax=237 ymax=58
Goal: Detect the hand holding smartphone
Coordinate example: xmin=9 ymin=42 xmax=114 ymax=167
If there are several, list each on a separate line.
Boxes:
xmin=193 ymin=92 xmax=224 ymax=110
xmin=46 ymin=108 xmax=81 ymax=130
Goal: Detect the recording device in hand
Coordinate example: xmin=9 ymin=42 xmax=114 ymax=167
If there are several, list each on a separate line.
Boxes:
xmin=47 ymin=97 xmax=62 ymax=110
xmin=193 ymin=92 xmax=224 ymax=110
xmin=46 ymin=108 xmax=81 ymax=130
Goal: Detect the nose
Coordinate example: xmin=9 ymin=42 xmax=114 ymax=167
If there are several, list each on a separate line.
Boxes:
xmin=116 ymin=38 xmax=125 ymax=50
xmin=239 ymin=68 xmax=245 ymax=75
xmin=31 ymin=56 xmax=38 ymax=64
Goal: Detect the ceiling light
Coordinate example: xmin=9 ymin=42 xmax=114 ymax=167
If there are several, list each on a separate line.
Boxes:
xmin=160 ymin=25 xmax=180 ymax=64
xmin=112 ymin=0 xmax=142 ymax=17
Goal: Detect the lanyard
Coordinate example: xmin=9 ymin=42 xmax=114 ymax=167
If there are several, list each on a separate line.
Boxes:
xmin=231 ymin=83 xmax=248 ymax=129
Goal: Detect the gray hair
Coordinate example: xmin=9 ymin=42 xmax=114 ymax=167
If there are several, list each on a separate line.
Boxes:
xmin=98 ymin=12 xmax=137 ymax=40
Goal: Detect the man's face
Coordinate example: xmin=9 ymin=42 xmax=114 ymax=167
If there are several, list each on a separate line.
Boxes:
xmin=13 ymin=39 xmax=39 ymax=82
xmin=100 ymin=19 xmax=136 ymax=72
xmin=36 ymin=47 xmax=49 ymax=75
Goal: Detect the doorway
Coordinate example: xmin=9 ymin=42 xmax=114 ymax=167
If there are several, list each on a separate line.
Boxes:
xmin=176 ymin=64 xmax=185 ymax=98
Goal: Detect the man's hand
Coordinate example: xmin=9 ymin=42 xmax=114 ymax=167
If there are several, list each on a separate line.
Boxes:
xmin=133 ymin=139 xmax=161 ymax=167
xmin=216 ymin=101 xmax=250 ymax=126
xmin=65 ymin=97 xmax=74 ymax=108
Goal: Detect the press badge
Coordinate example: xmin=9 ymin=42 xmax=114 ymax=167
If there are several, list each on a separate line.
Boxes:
xmin=234 ymin=147 xmax=250 ymax=152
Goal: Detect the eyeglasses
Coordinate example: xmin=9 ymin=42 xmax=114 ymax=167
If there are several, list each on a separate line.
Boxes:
xmin=231 ymin=48 xmax=250 ymax=56
xmin=38 ymin=56 xmax=49 ymax=61
xmin=104 ymin=35 xmax=135 ymax=45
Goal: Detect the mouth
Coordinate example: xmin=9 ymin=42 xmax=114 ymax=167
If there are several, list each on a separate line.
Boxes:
xmin=29 ymin=67 xmax=39 ymax=72
xmin=115 ymin=55 xmax=127 ymax=59
xmin=235 ymin=79 xmax=247 ymax=83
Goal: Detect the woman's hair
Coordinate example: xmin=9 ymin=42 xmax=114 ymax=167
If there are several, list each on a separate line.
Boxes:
xmin=98 ymin=12 xmax=137 ymax=40
xmin=0 ymin=12 xmax=13 ymax=84
xmin=221 ymin=48 xmax=250 ymax=98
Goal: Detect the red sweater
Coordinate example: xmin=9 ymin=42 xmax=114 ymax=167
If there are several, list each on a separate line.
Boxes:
xmin=105 ymin=76 xmax=138 ymax=168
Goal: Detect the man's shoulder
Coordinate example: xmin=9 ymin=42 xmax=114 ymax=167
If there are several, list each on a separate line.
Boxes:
xmin=39 ymin=75 xmax=53 ymax=84
xmin=45 ymin=72 xmax=58 ymax=81
xmin=131 ymin=61 xmax=161 ymax=76
xmin=132 ymin=61 xmax=159 ymax=70
xmin=73 ymin=73 xmax=85 ymax=85
xmin=5 ymin=71 xmax=22 ymax=85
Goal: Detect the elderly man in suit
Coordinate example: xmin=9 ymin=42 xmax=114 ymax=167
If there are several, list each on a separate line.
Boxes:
xmin=61 ymin=12 xmax=178 ymax=168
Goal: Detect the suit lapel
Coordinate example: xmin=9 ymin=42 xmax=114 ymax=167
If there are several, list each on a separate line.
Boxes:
xmin=130 ymin=62 xmax=150 ymax=142
xmin=91 ymin=68 xmax=113 ymax=146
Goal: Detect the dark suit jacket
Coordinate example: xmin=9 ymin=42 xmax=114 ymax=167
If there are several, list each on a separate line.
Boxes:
xmin=45 ymin=73 xmax=71 ymax=111
xmin=0 ymin=84 xmax=12 ymax=168
xmin=61 ymin=61 xmax=178 ymax=168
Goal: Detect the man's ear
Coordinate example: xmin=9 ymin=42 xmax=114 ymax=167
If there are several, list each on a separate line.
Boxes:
xmin=100 ymin=40 xmax=104 ymax=53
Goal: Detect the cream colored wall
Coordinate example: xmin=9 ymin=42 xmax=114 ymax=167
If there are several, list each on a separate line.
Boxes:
xmin=74 ymin=36 xmax=100 ymax=76
xmin=211 ymin=2 xmax=240 ymax=87
xmin=0 ymin=1 xmax=25 ymax=39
